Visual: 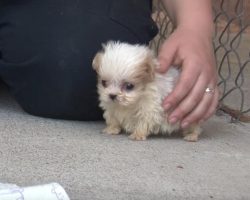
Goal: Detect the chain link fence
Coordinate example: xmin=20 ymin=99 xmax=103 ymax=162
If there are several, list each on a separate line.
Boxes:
xmin=151 ymin=0 xmax=250 ymax=122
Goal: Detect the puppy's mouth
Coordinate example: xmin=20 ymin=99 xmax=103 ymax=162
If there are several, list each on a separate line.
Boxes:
xmin=114 ymin=96 xmax=135 ymax=107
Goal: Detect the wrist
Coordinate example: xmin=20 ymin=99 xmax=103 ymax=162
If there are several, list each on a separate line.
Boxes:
xmin=169 ymin=0 xmax=214 ymax=39
xmin=177 ymin=23 xmax=214 ymax=41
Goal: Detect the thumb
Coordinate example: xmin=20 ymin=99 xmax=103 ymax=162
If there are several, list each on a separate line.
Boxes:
xmin=157 ymin=39 xmax=177 ymax=73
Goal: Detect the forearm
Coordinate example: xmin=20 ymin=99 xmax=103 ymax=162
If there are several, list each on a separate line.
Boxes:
xmin=161 ymin=0 xmax=214 ymax=38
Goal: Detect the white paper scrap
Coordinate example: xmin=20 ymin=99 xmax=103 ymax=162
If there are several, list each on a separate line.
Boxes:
xmin=0 ymin=182 xmax=70 ymax=200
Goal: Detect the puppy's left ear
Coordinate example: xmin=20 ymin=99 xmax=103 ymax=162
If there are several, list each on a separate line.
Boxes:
xmin=92 ymin=51 xmax=103 ymax=72
xmin=144 ymin=55 xmax=157 ymax=82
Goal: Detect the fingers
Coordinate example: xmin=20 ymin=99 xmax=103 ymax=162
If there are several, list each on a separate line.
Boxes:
xmin=157 ymin=36 xmax=177 ymax=73
xmin=163 ymin=61 xmax=201 ymax=111
xmin=202 ymin=87 xmax=220 ymax=121
xmin=180 ymin=86 xmax=218 ymax=128
xmin=167 ymin=73 xmax=209 ymax=125
xmin=168 ymin=85 xmax=219 ymax=129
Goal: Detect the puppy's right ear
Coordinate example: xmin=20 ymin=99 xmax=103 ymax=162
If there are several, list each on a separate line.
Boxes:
xmin=92 ymin=52 xmax=103 ymax=72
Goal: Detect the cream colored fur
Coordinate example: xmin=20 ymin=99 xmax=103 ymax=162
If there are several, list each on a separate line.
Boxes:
xmin=92 ymin=41 xmax=201 ymax=141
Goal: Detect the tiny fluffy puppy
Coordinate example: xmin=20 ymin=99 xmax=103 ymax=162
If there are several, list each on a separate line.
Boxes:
xmin=92 ymin=41 xmax=201 ymax=141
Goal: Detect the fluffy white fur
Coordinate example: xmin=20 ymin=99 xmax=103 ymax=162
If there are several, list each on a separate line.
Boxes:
xmin=92 ymin=41 xmax=201 ymax=141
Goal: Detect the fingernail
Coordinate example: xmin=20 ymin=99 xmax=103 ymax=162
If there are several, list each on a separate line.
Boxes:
xmin=156 ymin=62 xmax=161 ymax=69
xmin=181 ymin=122 xmax=189 ymax=129
xmin=156 ymin=62 xmax=165 ymax=73
xmin=169 ymin=117 xmax=178 ymax=124
xmin=164 ymin=103 xmax=171 ymax=111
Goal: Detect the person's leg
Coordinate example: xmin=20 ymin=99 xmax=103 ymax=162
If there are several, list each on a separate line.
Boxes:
xmin=0 ymin=0 xmax=158 ymax=120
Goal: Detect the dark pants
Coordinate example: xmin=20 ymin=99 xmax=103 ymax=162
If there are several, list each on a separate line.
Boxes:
xmin=0 ymin=0 xmax=158 ymax=120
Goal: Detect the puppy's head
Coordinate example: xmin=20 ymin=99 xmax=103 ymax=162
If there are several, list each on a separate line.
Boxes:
xmin=92 ymin=41 xmax=157 ymax=107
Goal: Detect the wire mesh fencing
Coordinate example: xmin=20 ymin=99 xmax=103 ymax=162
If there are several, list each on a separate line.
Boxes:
xmin=151 ymin=0 xmax=250 ymax=122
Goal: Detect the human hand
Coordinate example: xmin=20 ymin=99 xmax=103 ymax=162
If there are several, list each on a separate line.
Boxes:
xmin=157 ymin=26 xmax=219 ymax=128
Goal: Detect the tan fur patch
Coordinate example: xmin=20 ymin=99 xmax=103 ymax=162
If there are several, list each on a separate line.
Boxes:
xmin=132 ymin=54 xmax=156 ymax=84
xmin=92 ymin=51 xmax=103 ymax=72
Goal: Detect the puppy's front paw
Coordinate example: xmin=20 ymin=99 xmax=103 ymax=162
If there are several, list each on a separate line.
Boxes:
xmin=102 ymin=126 xmax=121 ymax=135
xmin=182 ymin=125 xmax=201 ymax=142
xmin=183 ymin=133 xmax=198 ymax=142
xmin=129 ymin=133 xmax=147 ymax=141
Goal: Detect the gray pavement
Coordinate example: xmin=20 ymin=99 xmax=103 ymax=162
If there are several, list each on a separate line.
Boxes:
xmin=1 ymin=86 xmax=250 ymax=200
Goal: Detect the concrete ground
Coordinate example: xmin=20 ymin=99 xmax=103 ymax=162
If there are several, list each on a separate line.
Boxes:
xmin=1 ymin=86 xmax=250 ymax=200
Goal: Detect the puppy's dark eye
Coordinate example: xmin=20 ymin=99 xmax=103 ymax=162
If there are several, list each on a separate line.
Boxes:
xmin=124 ymin=83 xmax=134 ymax=91
xmin=101 ymin=80 xmax=107 ymax=88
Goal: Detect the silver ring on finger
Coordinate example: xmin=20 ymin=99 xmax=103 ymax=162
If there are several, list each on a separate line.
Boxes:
xmin=205 ymin=87 xmax=215 ymax=94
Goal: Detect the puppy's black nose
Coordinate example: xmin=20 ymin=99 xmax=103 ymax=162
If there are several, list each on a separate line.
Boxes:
xmin=109 ymin=94 xmax=117 ymax=100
